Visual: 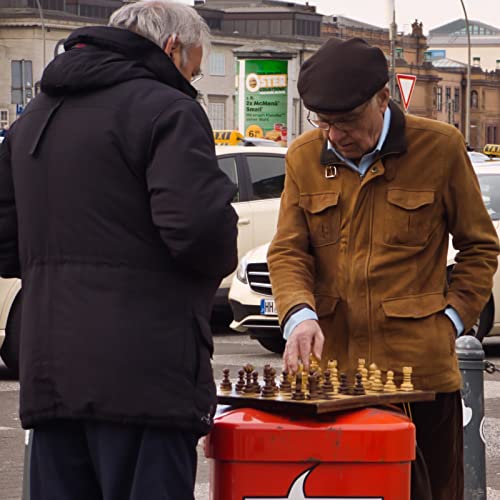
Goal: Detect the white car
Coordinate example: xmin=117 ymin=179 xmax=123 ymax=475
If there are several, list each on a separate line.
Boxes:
xmin=229 ymin=163 xmax=500 ymax=353
xmin=0 ymin=145 xmax=287 ymax=373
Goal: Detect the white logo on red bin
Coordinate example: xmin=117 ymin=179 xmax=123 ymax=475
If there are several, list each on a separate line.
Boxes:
xmin=244 ymin=467 xmax=383 ymax=500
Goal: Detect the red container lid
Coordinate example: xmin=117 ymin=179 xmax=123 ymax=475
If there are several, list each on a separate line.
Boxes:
xmin=206 ymin=407 xmax=415 ymax=462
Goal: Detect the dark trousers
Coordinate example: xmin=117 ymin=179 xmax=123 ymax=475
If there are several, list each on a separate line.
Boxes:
xmin=410 ymin=390 xmax=464 ymax=500
xmin=30 ymin=420 xmax=199 ymax=500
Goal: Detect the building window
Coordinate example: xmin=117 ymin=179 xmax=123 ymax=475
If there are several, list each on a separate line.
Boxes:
xmin=454 ymin=87 xmax=460 ymax=112
xmin=209 ymin=53 xmax=225 ymax=76
xmin=471 ymin=90 xmax=479 ymax=109
xmin=487 ymin=126 xmax=497 ymax=144
xmin=437 ymin=86 xmax=443 ymax=111
xmin=208 ymin=100 xmax=225 ymax=130
xmin=0 ymin=110 xmax=9 ymax=129
xmin=11 ymin=60 xmax=33 ymax=106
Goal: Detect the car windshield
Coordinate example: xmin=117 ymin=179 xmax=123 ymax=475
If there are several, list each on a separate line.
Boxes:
xmin=478 ymin=174 xmax=500 ymax=221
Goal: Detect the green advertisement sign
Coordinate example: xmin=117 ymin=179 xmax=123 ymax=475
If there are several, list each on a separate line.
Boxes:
xmin=241 ymin=59 xmax=288 ymax=146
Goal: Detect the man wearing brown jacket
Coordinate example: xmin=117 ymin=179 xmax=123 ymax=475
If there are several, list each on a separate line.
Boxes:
xmin=268 ymin=37 xmax=500 ymax=500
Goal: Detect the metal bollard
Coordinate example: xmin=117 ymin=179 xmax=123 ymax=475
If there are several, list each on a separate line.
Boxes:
xmin=456 ymin=335 xmax=486 ymax=500
xmin=22 ymin=429 xmax=32 ymax=500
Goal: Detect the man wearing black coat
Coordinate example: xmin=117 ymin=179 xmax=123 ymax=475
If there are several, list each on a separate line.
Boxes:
xmin=0 ymin=1 xmax=238 ymax=498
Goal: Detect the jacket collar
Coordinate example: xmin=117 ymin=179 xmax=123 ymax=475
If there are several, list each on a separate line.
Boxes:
xmin=320 ymin=100 xmax=407 ymax=166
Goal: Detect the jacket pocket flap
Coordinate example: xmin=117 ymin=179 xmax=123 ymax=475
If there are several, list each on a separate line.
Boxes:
xmin=299 ymin=192 xmax=339 ymax=214
xmin=382 ymin=293 xmax=446 ymax=319
xmin=387 ymin=189 xmax=435 ymax=210
xmin=315 ymin=295 xmax=340 ymax=317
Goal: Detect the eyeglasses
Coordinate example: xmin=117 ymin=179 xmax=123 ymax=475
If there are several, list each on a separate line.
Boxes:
xmin=307 ymin=99 xmax=372 ymax=132
xmin=191 ymin=71 xmax=204 ymax=84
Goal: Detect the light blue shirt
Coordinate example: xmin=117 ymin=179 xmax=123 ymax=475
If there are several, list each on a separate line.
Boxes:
xmin=283 ymin=106 xmax=464 ymax=339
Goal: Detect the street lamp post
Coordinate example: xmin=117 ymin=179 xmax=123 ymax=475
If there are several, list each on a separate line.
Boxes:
xmin=34 ymin=0 xmax=46 ymax=70
xmin=460 ymin=0 xmax=471 ymax=145
xmin=388 ymin=0 xmax=397 ymax=98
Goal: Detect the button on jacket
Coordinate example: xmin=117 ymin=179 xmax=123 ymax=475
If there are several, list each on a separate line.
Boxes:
xmin=268 ymin=102 xmax=499 ymax=392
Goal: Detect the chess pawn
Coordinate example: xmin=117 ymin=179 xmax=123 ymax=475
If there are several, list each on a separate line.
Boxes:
xmin=310 ymin=354 xmax=320 ymax=373
xmin=322 ymin=369 xmax=335 ymax=396
xmin=353 ymin=372 xmax=365 ymax=395
xmin=307 ymin=372 xmax=321 ymax=400
xmin=243 ymin=364 xmax=255 ymax=394
xmin=338 ymin=372 xmax=350 ymax=395
xmin=371 ymin=369 xmax=383 ymax=392
xmin=361 ymin=366 xmax=369 ymax=388
xmin=357 ymin=358 xmax=366 ymax=375
xmin=368 ymin=363 xmax=378 ymax=390
xmin=384 ymin=370 xmax=397 ymax=393
xmin=400 ymin=366 xmax=414 ymax=392
xmin=219 ymin=368 xmax=232 ymax=392
xmin=280 ymin=370 xmax=292 ymax=393
xmin=235 ymin=369 xmax=245 ymax=392
xmin=292 ymin=371 xmax=306 ymax=400
xmin=252 ymin=371 xmax=260 ymax=393
xmin=270 ymin=367 xmax=279 ymax=394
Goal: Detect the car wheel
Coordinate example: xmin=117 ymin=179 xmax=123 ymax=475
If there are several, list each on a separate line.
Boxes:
xmin=255 ymin=336 xmax=286 ymax=355
xmin=466 ymin=295 xmax=494 ymax=343
xmin=0 ymin=292 xmax=21 ymax=377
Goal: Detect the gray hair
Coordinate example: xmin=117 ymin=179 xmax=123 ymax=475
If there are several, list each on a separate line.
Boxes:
xmin=108 ymin=0 xmax=211 ymax=64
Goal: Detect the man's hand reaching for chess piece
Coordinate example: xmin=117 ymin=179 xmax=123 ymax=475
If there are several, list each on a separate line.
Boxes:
xmin=283 ymin=320 xmax=324 ymax=374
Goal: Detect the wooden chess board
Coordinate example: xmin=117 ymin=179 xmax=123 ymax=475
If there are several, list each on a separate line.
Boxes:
xmin=217 ymin=388 xmax=436 ymax=417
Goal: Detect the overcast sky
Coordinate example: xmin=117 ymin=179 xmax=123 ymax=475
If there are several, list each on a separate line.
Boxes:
xmin=182 ymin=0 xmax=500 ymax=34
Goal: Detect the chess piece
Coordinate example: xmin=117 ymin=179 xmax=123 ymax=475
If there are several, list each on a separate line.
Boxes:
xmin=235 ymin=369 xmax=245 ymax=392
xmin=322 ymin=369 xmax=334 ymax=396
xmin=328 ymin=360 xmax=339 ymax=394
xmin=338 ymin=372 xmax=350 ymax=395
xmin=252 ymin=371 xmax=260 ymax=393
xmin=280 ymin=370 xmax=292 ymax=393
xmin=368 ymin=362 xmax=378 ymax=390
xmin=310 ymin=354 xmax=320 ymax=373
xmin=307 ymin=372 xmax=321 ymax=400
xmin=270 ymin=367 xmax=279 ymax=394
xmin=400 ymin=366 xmax=414 ymax=392
xmin=220 ymin=368 xmax=232 ymax=391
xmin=384 ymin=370 xmax=397 ymax=393
xmin=261 ymin=370 xmax=275 ymax=398
xmin=370 ymin=369 xmax=383 ymax=392
xmin=243 ymin=363 xmax=255 ymax=394
xmin=292 ymin=371 xmax=306 ymax=400
xmin=353 ymin=372 xmax=365 ymax=395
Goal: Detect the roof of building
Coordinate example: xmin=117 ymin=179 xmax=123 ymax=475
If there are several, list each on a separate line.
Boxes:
xmin=431 ymin=57 xmax=467 ymax=69
xmin=324 ymin=14 xmax=386 ymax=32
xmin=429 ymin=18 xmax=500 ymax=36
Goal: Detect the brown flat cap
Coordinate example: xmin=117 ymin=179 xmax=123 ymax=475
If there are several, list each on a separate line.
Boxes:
xmin=298 ymin=37 xmax=389 ymax=114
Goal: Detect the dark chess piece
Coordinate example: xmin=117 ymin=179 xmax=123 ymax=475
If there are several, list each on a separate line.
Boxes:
xmin=307 ymin=372 xmax=321 ymax=400
xmin=261 ymin=371 xmax=276 ymax=398
xmin=280 ymin=371 xmax=292 ymax=393
xmin=243 ymin=363 xmax=255 ymax=394
xmin=252 ymin=371 xmax=260 ymax=393
xmin=353 ymin=372 xmax=365 ymax=395
xmin=322 ymin=369 xmax=334 ymax=396
xmin=338 ymin=372 xmax=350 ymax=395
xmin=270 ymin=367 xmax=279 ymax=394
xmin=219 ymin=368 xmax=232 ymax=391
xmin=292 ymin=371 xmax=305 ymax=400
xmin=235 ymin=369 xmax=245 ymax=392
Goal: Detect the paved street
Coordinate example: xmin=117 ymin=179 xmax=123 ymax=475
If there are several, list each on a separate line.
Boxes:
xmin=1 ymin=319 xmax=500 ymax=499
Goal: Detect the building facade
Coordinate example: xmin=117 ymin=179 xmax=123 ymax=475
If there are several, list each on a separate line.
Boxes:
xmin=0 ymin=0 xmax=499 ymax=149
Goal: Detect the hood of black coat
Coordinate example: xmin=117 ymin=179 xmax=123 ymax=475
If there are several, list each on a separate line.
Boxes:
xmin=41 ymin=26 xmax=197 ymax=99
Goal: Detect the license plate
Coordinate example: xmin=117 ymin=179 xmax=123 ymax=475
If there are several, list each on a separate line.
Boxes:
xmin=260 ymin=299 xmax=277 ymax=316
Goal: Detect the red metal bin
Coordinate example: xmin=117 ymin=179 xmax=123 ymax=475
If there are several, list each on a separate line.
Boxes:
xmin=205 ymin=406 xmax=415 ymax=500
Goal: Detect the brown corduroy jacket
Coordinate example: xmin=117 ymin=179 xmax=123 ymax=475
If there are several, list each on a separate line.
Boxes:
xmin=268 ymin=102 xmax=500 ymax=392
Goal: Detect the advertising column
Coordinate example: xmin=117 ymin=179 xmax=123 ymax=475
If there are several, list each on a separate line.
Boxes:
xmin=237 ymin=59 xmax=290 ymax=146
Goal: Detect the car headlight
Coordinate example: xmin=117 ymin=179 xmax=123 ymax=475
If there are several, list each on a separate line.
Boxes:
xmin=236 ymin=253 xmax=250 ymax=283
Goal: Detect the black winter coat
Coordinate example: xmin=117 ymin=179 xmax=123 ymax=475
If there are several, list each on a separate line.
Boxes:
xmin=0 ymin=27 xmax=238 ymax=434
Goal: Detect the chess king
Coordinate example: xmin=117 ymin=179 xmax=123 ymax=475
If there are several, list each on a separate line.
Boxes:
xmin=267 ymin=38 xmax=500 ymax=500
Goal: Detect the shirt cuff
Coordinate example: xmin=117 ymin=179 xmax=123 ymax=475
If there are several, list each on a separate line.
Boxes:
xmin=283 ymin=307 xmax=318 ymax=340
xmin=444 ymin=306 xmax=464 ymax=337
